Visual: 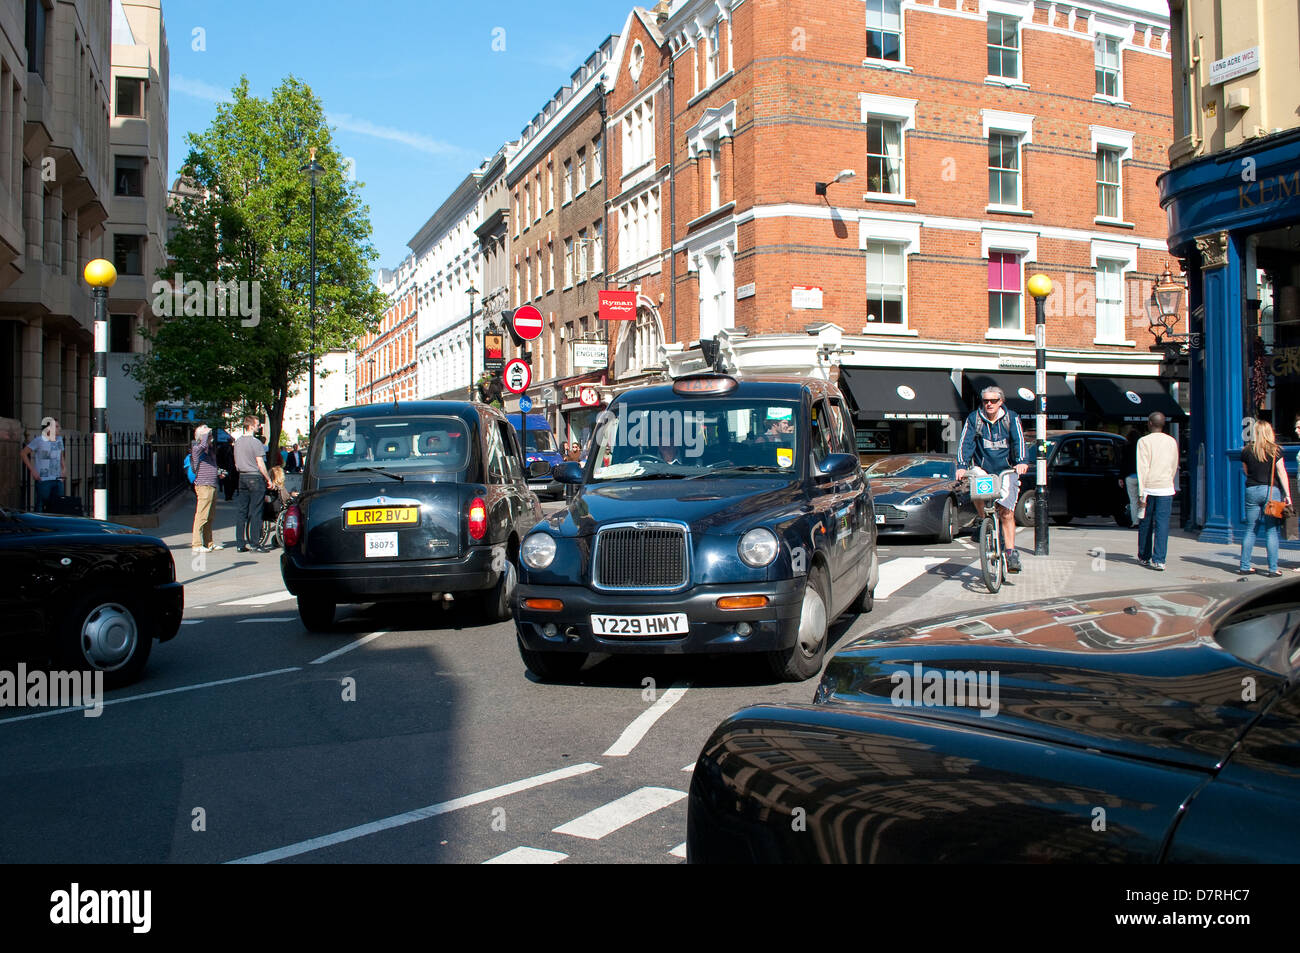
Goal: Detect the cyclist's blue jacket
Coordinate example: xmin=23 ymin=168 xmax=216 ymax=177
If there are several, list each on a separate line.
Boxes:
xmin=957 ymin=407 xmax=1027 ymax=473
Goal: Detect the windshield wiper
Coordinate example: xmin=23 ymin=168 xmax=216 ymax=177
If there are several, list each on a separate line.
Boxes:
xmin=342 ymin=466 xmax=405 ymax=482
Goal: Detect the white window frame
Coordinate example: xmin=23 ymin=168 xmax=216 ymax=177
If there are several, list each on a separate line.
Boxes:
xmin=563 ymin=158 xmax=573 ymax=204
xmin=981 ymin=228 xmax=1036 ymax=340
xmin=864 ymin=0 xmax=904 ymax=67
xmin=858 ymin=94 xmax=916 ymax=202
xmin=564 ymin=236 xmax=574 ymax=289
xmin=985 ymin=12 xmax=1021 ymax=84
xmin=577 ymin=146 xmax=587 ymax=194
xmin=1090 ymin=126 xmax=1134 ymax=224
xmin=592 ymin=220 xmax=603 ymax=277
xmin=706 ymin=20 xmax=722 ymax=86
xmin=1093 ymin=29 xmax=1124 ymax=101
xmin=590 ymin=135 xmax=602 ymax=184
xmin=986 ymin=250 xmax=1025 ymax=337
xmin=982 ymin=110 xmax=1033 ymax=213
xmin=1090 ymin=239 xmax=1138 ymax=345
xmin=547 ymin=161 xmax=554 ymax=211
xmin=858 ymin=217 xmax=920 ymax=335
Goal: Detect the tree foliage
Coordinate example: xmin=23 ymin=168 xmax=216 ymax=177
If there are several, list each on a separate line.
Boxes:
xmin=133 ymin=76 xmax=385 ymax=452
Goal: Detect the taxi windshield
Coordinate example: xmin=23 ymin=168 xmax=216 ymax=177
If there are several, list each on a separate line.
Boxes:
xmin=589 ymin=398 xmax=800 ymax=481
xmin=311 ymin=416 xmax=473 ymax=473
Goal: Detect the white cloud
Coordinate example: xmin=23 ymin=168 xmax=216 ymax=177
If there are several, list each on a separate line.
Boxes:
xmin=171 ymin=74 xmax=230 ymax=103
xmin=172 ymin=76 xmax=468 ymax=158
xmin=326 ymin=113 xmax=466 ymax=157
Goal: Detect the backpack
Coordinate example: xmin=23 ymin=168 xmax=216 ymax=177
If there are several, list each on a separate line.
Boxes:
xmin=183 ymin=449 xmax=196 ymax=484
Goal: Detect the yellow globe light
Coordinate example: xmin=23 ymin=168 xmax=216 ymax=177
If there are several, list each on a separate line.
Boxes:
xmin=83 ymin=258 xmax=118 ymax=289
xmin=1027 ymin=273 xmax=1053 ymax=299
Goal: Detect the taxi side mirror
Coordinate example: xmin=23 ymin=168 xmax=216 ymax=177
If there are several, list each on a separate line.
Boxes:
xmin=554 ymin=462 xmax=584 ymax=485
xmin=818 ymin=453 xmax=858 ymax=480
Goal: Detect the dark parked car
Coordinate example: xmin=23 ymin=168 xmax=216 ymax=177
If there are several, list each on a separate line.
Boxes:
xmin=1013 ymin=430 xmax=1131 ymax=527
xmin=514 ymin=373 xmax=880 ymax=682
xmin=867 ymin=453 xmax=977 ymax=542
xmin=280 ymin=402 xmax=543 ymax=631
xmin=506 ymin=413 xmax=563 ymax=500
xmin=0 ymin=507 xmax=183 ymax=687
xmin=687 ymin=579 xmax=1300 ymax=862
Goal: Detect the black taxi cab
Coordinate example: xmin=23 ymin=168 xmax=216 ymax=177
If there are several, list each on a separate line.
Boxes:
xmin=513 ymin=374 xmax=880 ymax=682
xmin=281 ymin=401 xmax=542 ymax=630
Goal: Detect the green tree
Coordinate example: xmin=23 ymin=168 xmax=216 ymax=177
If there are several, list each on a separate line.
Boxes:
xmin=133 ymin=76 xmax=385 ymax=454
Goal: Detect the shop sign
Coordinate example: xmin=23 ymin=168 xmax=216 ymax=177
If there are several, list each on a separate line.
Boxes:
xmin=999 ymin=356 xmax=1035 ymax=368
xmin=1269 ymin=345 xmax=1300 ymax=377
xmin=574 ymin=343 xmax=607 ymax=368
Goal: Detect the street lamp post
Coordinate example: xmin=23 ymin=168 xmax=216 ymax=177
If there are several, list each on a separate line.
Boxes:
xmin=84 ymin=258 xmax=117 ymax=521
xmin=1027 ymin=273 xmax=1053 ymax=556
xmin=466 ymin=284 xmax=478 ymax=400
xmin=301 ymin=147 xmax=325 ymax=433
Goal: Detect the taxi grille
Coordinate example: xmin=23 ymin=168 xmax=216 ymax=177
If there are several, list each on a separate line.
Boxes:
xmin=593 ymin=524 xmax=688 ymax=589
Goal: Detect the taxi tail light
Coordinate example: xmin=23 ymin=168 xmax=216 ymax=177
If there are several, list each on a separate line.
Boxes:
xmin=468 ymin=497 xmax=487 ymax=541
xmin=283 ymin=505 xmax=301 ymax=547
xmin=717 ymin=595 xmax=769 ymax=610
xmin=524 ymin=598 xmax=564 ymax=611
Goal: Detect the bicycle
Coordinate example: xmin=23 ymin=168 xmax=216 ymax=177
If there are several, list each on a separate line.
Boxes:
xmin=969 ymin=468 xmax=1017 ymax=593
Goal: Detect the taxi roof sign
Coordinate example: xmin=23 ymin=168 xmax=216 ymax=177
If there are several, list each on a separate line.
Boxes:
xmin=672 ymin=374 xmax=739 ymax=396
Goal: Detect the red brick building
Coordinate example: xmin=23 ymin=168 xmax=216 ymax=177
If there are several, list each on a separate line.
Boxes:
xmin=358 ymin=262 xmax=418 ymax=404
xmin=654 ymin=0 xmax=1178 ymax=454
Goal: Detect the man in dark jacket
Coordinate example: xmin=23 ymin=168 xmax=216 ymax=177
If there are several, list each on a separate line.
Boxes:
xmin=955 ymin=386 xmax=1029 ymax=572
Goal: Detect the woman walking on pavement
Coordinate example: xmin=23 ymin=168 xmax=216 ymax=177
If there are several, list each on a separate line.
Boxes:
xmin=1238 ymin=419 xmax=1291 ymax=577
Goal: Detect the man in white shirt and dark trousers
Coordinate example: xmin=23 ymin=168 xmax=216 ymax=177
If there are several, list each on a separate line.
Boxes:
xmin=1136 ymin=411 xmax=1178 ymax=570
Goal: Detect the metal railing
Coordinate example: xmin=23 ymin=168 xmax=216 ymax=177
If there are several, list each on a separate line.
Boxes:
xmin=18 ymin=431 xmax=191 ymax=516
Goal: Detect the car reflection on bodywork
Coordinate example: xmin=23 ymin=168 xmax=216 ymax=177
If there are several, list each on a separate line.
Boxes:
xmin=687 ymin=579 xmax=1300 ymax=863
xmin=866 ymin=453 xmax=977 ymax=543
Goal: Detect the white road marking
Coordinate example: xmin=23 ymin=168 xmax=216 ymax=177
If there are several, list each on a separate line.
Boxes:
xmin=553 ymin=787 xmax=687 ymax=840
xmin=682 ymin=762 xmax=696 ymax=773
xmin=483 ymin=846 xmax=568 ymax=865
xmin=238 ymin=617 xmax=296 ymax=624
xmin=0 ymin=667 xmax=302 ymax=725
xmin=310 ymin=631 xmax=390 ymax=665
xmin=180 ymin=620 xmax=204 ymax=625
xmin=958 ymin=540 xmax=975 ymax=550
xmin=222 ymin=590 xmax=295 ymax=607
xmin=228 ymin=762 xmax=603 ymax=864
xmin=874 ymin=557 xmax=947 ymax=599
xmin=603 ymin=682 xmax=690 ymax=757
xmin=669 ymin=842 xmax=687 ymax=859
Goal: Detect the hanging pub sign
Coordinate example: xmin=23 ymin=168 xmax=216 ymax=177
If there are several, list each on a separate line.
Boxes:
xmin=484 ymin=329 xmax=504 ymax=373
xmin=598 ymin=290 xmax=636 ymax=320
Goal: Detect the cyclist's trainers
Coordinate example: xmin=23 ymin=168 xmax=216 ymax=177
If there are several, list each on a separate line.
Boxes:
xmin=1005 ymin=550 xmax=1022 ymax=573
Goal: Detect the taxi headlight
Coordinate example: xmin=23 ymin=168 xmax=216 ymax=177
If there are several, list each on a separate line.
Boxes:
xmin=738 ymin=528 xmax=779 ymax=568
xmin=521 ymin=533 xmax=557 ymax=570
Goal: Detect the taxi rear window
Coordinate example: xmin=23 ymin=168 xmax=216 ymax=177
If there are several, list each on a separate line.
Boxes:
xmin=312 ymin=416 xmax=473 ymax=473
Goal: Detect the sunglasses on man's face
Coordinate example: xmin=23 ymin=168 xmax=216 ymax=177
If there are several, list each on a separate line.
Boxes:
xmin=982 ymin=398 xmax=1002 ymax=404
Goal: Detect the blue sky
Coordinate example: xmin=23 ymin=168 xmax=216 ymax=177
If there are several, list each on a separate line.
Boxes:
xmin=165 ymin=0 xmax=636 ymax=272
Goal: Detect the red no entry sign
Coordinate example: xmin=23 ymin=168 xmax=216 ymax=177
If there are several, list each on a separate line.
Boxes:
xmin=503 ymin=358 xmax=532 ymax=394
xmin=513 ymin=305 xmax=543 ymax=340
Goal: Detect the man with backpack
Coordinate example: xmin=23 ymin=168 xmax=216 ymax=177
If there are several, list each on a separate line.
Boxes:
xmin=190 ymin=425 xmax=222 ymax=553
xmin=955 ymin=386 xmax=1030 ymax=573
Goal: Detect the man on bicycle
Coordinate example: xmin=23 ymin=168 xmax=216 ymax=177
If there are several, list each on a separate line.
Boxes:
xmin=955 ymin=386 xmax=1029 ymax=573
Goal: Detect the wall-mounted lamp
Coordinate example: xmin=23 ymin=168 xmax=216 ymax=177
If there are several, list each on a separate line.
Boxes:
xmin=815 ymin=169 xmax=856 ymax=196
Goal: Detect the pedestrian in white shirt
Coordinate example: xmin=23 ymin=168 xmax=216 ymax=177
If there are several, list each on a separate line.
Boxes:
xmin=1136 ymin=411 xmax=1178 ymax=571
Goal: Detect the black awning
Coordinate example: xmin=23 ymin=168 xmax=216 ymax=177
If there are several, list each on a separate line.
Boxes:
xmin=839 ymin=367 xmax=968 ymax=420
xmin=1076 ymin=375 xmax=1186 ymax=421
xmin=966 ymin=371 xmax=1084 ymax=419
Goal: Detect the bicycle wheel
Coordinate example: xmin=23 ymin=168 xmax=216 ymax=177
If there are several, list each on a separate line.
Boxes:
xmin=979 ymin=515 xmax=1003 ymax=593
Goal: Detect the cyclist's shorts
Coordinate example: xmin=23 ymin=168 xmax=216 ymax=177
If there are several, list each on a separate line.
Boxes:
xmin=996 ymin=471 xmax=1019 ymax=511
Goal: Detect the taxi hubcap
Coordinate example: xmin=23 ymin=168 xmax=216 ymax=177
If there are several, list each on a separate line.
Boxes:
xmin=797 ymin=583 xmax=827 ymax=658
xmin=80 ymin=603 xmax=137 ymax=669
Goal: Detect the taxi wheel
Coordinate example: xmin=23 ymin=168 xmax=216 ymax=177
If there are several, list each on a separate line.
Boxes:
xmin=768 ymin=569 xmax=828 ymax=682
xmin=481 ymin=560 xmax=516 ymax=623
xmin=298 ymin=597 xmax=335 ymax=632
xmin=518 ymin=639 xmax=587 ymax=682
xmin=57 ymin=587 xmax=152 ymax=688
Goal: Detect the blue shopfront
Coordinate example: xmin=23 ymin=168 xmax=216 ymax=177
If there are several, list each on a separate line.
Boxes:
xmin=1159 ymin=129 xmax=1300 ymax=544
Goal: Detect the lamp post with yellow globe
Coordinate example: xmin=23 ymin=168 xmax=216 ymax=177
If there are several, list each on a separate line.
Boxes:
xmin=84 ymin=258 xmax=117 ymax=520
xmin=1027 ymin=272 xmax=1053 ymax=556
